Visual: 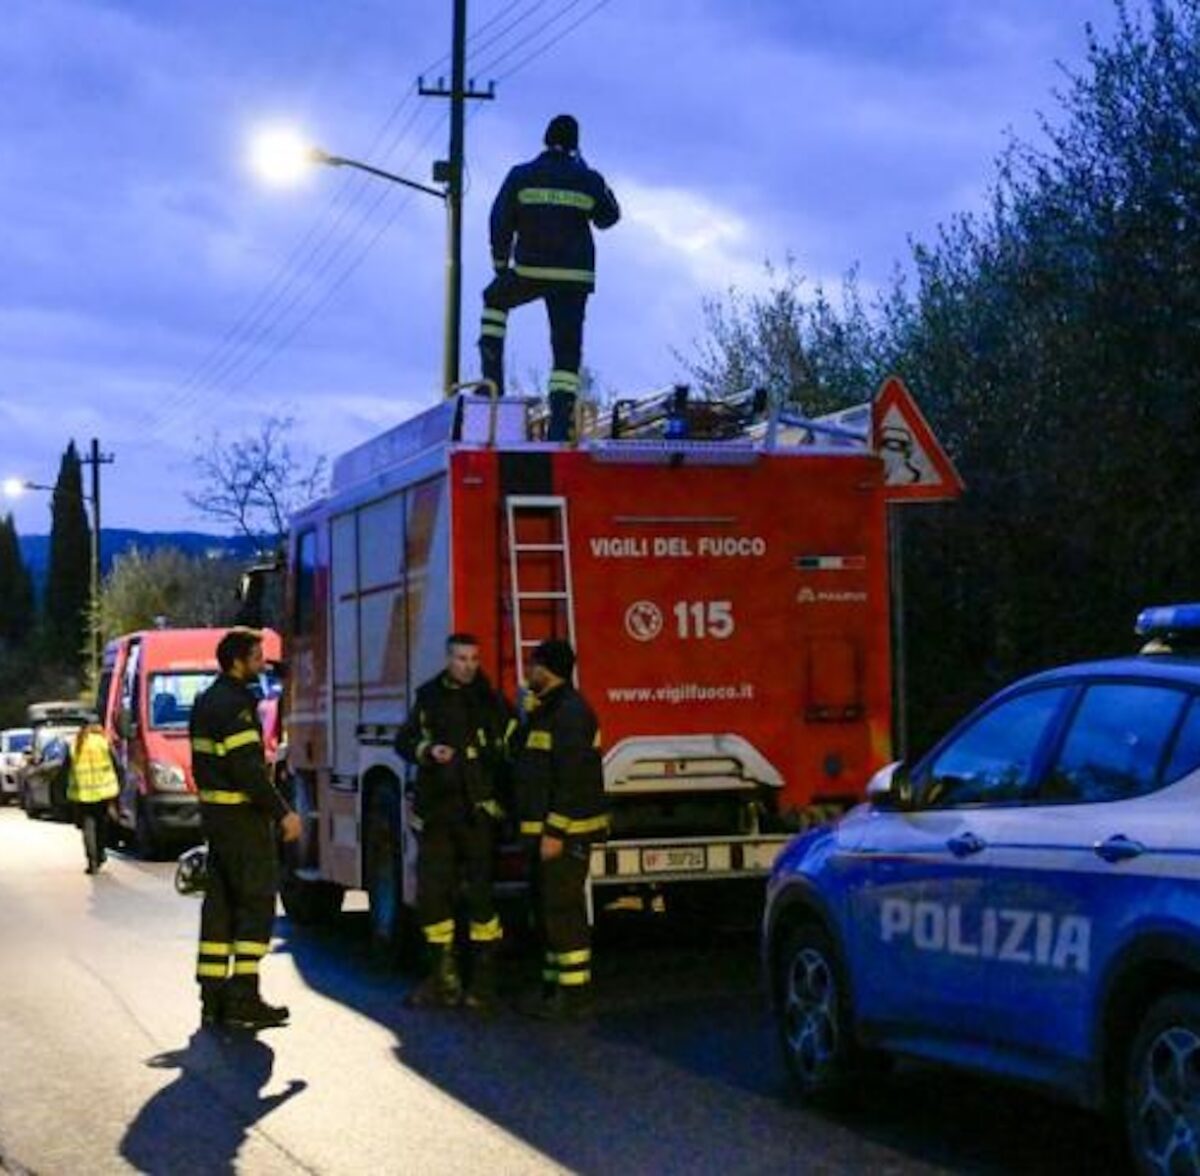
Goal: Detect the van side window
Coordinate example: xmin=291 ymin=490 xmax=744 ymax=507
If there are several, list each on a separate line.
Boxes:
xmin=295 ymin=530 xmax=317 ymax=637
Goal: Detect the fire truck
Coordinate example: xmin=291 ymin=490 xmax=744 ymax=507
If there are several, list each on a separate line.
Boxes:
xmin=260 ymin=377 xmax=961 ymax=948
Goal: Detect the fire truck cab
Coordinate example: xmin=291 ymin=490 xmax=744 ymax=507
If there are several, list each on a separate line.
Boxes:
xmin=274 ymin=383 xmax=956 ymax=946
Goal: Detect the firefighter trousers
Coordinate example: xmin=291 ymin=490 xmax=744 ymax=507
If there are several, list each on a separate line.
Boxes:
xmin=536 ymin=839 xmax=591 ymax=989
xmin=417 ymin=815 xmax=502 ymax=948
xmin=478 ymin=272 xmax=589 ymax=409
xmin=196 ymin=811 xmax=277 ymax=995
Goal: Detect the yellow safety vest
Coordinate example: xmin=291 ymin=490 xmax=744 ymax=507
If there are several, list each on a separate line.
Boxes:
xmin=68 ymin=732 xmax=119 ymax=804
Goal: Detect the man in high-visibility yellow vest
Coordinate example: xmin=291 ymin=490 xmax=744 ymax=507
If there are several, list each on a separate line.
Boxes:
xmin=190 ymin=628 xmax=301 ymax=1030
xmin=67 ymin=718 xmax=120 ymax=875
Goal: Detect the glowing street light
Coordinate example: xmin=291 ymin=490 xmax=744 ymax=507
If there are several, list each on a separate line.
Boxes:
xmin=2 ymin=478 xmax=26 ymax=499
xmin=248 ymin=125 xmax=320 ymax=188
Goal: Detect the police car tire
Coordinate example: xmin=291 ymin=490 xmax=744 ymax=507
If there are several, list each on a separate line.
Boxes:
xmin=775 ymin=922 xmax=859 ymax=1101
xmin=1125 ymin=991 xmax=1200 ymax=1175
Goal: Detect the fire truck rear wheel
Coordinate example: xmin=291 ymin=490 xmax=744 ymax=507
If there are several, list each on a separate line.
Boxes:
xmin=364 ymin=775 xmax=415 ymax=962
xmin=279 ymin=870 xmax=344 ymax=925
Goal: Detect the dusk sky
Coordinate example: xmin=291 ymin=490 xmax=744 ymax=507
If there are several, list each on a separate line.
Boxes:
xmin=2 ymin=0 xmax=1119 ymax=538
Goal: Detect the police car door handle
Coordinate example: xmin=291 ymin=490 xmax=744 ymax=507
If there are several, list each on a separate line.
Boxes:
xmin=947 ymin=831 xmax=986 ymax=857
xmin=1094 ymin=834 xmax=1146 ymax=863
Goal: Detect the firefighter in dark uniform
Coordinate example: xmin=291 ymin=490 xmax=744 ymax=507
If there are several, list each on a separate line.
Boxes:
xmin=191 ymin=628 xmax=300 ymax=1030
xmin=396 ymin=634 xmax=513 ymax=1012
xmin=513 ymin=639 xmax=607 ymax=1019
xmin=479 ymin=113 xmax=620 ymax=441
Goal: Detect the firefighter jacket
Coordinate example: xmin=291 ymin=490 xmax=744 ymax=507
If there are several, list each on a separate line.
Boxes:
xmin=395 ymin=672 xmax=512 ymax=827
xmin=67 ymin=731 xmax=119 ymax=804
xmin=489 ymin=149 xmax=620 ymax=291
xmin=190 ymin=674 xmax=288 ymax=820
xmin=513 ymin=684 xmax=607 ymax=843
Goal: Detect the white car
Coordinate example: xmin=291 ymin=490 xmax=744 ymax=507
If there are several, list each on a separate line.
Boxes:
xmin=0 ymin=728 xmax=32 ymax=802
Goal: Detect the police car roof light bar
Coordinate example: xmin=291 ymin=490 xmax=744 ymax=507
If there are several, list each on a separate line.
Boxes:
xmin=1135 ymin=604 xmax=1200 ymax=637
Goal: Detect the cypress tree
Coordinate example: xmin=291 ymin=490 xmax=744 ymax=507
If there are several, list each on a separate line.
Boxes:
xmin=44 ymin=442 xmax=91 ymax=665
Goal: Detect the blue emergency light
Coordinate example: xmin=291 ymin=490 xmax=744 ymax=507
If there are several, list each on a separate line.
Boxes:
xmin=1135 ymin=603 xmax=1200 ymax=637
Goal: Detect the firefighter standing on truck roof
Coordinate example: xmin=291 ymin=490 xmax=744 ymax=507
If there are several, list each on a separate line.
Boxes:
xmin=395 ymin=633 xmax=513 ymax=1013
xmin=191 ymin=628 xmax=301 ymax=1031
xmin=514 ymin=639 xmax=608 ymax=1020
xmin=478 ymin=113 xmax=620 ymax=442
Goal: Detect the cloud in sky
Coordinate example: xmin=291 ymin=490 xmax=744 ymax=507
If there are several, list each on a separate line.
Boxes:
xmin=0 ymin=0 xmax=1118 ymax=535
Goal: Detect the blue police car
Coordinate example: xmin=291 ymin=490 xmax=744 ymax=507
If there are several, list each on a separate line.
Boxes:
xmin=764 ymin=605 xmax=1200 ymax=1173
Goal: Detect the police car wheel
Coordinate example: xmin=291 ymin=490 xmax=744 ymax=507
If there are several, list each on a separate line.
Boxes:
xmin=1126 ymin=992 xmax=1200 ymax=1176
xmin=776 ymin=923 xmax=855 ymax=1099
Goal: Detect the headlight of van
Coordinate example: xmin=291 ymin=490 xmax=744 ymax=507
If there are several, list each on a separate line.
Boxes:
xmin=150 ymin=760 xmax=188 ymax=793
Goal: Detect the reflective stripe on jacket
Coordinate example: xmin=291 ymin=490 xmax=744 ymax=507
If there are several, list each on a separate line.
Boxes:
xmin=68 ymin=732 xmax=119 ymax=803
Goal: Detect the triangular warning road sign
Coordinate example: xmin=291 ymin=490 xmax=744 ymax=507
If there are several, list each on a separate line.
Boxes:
xmin=871 ymin=375 xmax=965 ymax=501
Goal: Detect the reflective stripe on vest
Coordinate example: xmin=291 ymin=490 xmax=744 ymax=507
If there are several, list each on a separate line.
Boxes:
xmin=517 ymin=187 xmax=596 ymax=212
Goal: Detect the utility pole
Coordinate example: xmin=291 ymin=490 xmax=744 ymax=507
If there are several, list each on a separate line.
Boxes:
xmin=420 ymin=0 xmax=495 ymax=396
xmin=81 ymin=438 xmax=114 ymax=686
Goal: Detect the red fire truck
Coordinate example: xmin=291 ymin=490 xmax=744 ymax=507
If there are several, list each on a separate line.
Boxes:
xmin=264 ymin=377 xmax=961 ymax=948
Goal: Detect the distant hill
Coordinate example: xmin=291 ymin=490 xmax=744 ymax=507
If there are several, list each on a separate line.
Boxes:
xmin=19 ymin=530 xmax=266 ymax=596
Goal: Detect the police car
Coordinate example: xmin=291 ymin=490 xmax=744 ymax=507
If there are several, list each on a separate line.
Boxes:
xmin=764 ymin=604 xmax=1200 ymax=1173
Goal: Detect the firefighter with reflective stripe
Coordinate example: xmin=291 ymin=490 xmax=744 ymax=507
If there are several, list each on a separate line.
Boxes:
xmin=479 ymin=113 xmax=620 ymax=441
xmin=513 ymin=639 xmax=607 ymax=1020
xmin=395 ymin=633 xmax=513 ymax=1013
xmin=190 ymin=628 xmax=301 ymax=1030
xmin=67 ymin=718 xmax=119 ymax=875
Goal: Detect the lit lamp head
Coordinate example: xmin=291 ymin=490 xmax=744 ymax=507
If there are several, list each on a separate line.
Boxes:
xmin=248 ymin=126 xmax=323 ymax=187
xmin=2 ymin=478 xmax=26 ymax=499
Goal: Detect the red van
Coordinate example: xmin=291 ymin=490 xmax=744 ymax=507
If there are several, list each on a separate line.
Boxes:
xmin=97 ymin=628 xmax=283 ymax=857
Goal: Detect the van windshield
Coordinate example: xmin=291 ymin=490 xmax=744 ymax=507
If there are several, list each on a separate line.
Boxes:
xmin=147 ymin=672 xmax=217 ymax=730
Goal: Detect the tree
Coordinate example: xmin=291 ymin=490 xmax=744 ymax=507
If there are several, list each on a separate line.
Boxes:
xmin=97 ymin=548 xmax=243 ymax=639
xmin=44 ymin=441 xmax=91 ymax=665
xmin=187 ymin=416 xmax=327 ymax=552
xmin=686 ymin=1 xmax=1200 ymax=748
xmin=0 ymin=514 xmax=36 ymax=648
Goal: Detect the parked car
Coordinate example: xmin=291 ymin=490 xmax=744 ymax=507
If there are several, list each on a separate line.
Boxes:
xmin=763 ymin=602 xmax=1200 ymax=1174
xmin=0 ymin=727 xmax=32 ymax=803
xmin=20 ymin=723 xmax=83 ymax=820
xmin=97 ymin=627 xmax=283 ymax=858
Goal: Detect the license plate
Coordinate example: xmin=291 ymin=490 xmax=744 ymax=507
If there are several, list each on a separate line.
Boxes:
xmin=641 ymin=847 xmax=707 ymax=874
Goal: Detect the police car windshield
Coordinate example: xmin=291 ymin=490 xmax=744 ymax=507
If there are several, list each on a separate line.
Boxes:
xmin=148 ymin=672 xmax=216 ymax=730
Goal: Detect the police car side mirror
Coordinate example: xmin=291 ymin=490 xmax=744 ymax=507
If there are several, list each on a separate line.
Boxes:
xmin=866 ymin=761 xmax=912 ymax=810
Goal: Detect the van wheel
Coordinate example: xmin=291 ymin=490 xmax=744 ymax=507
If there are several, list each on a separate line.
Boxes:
xmin=1126 ymin=992 xmax=1200 ymax=1175
xmin=364 ymin=778 xmax=415 ymax=963
xmin=775 ymin=922 xmax=864 ymax=1102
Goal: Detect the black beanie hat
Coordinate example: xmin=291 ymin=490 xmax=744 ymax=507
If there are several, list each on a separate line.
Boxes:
xmin=544 ymin=114 xmax=579 ymax=152
xmin=531 ymin=638 xmax=576 ymax=680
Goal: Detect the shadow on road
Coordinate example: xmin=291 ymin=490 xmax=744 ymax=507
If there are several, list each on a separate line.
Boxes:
xmin=276 ymin=905 xmax=1128 ymax=1175
xmin=119 ymin=1029 xmax=306 ymax=1175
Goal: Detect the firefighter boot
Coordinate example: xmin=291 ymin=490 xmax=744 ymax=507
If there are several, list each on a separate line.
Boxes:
xmin=405 ymin=945 xmax=464 ymax=1009
xmin=463 ymin=945 xmax=498 ymax=1015
xmin=520 ymin=984 xmax=594 ymax=1022
xmin=547 ymin=391 xmax=576 ymax=442
xmin=223 ymin=980 xmax=290 ymax=1031
xmin=200 ymin=980 xmax=226 ymax=1028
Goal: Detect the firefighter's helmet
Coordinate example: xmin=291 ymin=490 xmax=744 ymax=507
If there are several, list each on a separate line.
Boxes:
xmin=175 ymin=844 xmax=209 ymax=896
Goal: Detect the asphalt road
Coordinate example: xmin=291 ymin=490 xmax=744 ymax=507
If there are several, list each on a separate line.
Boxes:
xmin=0 ymin=808 xmax=1128 ymax=1175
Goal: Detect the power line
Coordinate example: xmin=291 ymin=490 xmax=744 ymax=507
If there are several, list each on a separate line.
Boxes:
xmin=471 ymin=0 xmax=596 ymax=76
xmin=492 ymin=0 xmax=615 ymax=81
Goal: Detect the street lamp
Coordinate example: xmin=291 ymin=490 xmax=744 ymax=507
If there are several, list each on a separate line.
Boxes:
xmin=248 ymin=124 xmax=460 ymax=394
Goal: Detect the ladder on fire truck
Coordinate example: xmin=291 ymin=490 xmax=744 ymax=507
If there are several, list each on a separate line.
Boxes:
xmin=505 ymin=497 xmax=578 ymax=680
